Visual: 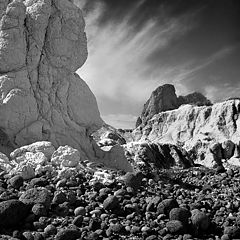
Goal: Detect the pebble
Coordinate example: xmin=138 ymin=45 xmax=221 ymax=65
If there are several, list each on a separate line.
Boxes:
xmin=44 ymin=224 xmax=57 ymax=236
xmin=74 ymin=206 xmax=86 ymax=216
xmin=9 ymin=175 xmax=24 ymax=189
xmin=166 ymin=220 xmax=185 ymax=234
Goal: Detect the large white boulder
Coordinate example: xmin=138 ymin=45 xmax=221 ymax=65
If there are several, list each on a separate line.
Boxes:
xmin=0 ymin=0 xmax=133 ymax=172
xmin=0 ymin=0 xmax=102 ymax=159
xmin=51 ymin=145 xmax=81 ymax=168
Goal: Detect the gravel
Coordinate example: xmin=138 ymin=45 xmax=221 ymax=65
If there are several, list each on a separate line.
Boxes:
xmin=0 ymin=165 xmax=240 ymax=239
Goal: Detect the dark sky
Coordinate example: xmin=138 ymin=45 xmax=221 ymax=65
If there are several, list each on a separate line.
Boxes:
xmin=76 ymin=0 xmax=240 ymax=128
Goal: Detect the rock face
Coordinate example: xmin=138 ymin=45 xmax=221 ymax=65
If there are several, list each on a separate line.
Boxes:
xmin=178 ymin=92 xmax=211 ymax=107
xmin=124 ymin=142 xmax=193 ymax=171
xmin=133 ymin=99 xmax=240 ymax=167
xmin=136 ymin=84 xmax=178 ymax=127
xmin=0 ymin=0 xmax=102 ymax=159
xmin=136 ymin=84 xmax=211 ymax=127
xmin=0 ymin=0 xmax=132 ymax=172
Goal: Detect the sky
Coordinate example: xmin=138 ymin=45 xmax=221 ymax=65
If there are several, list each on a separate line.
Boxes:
xmin=75 ymin=0 xmax=240 ymax=129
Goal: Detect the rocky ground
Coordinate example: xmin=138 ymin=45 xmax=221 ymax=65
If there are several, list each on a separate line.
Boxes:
xmin=1 ymin=164 xmax=240 ymax=240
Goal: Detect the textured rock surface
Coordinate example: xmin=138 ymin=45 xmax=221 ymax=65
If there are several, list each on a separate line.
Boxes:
xmin=178 ymin=92 xmax=211 ymax=107
xmin=0 ymin=1 xmax=132 ymax=172
xmin=136 ymin=84 xmax=211 ymax=127
xmin=0 ymin=0 xmax=102 ymax=159
xmin=0 ymin=200 xmax=29 ymax=228
xmin=124 ymin=141 xmax=193 ymax=170
xmin=136 ymin=84 xmax=178 ymax=127
xmin=133 ymin=99 xmax=240 ymax=167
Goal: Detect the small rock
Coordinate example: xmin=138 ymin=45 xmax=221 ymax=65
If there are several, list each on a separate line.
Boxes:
xmin=166 ymin=220 xmax=185 ymax=234
xmin=52 ymin=191 xmax=67 ymax=205
xmin=22 ymin=232 xmax=34 ymax=240
xmin=44 ymin=224 xmax=57 ymax=236
xmin=223 ymin=226 xmax=240 ymax=239
xmin=74 ymin=206 xmax=86 ymax=216
xmin=32 ymin=204 xmax=47 ymax=217
xmin=55 ymin=229 xmax=81 ymax=240
xmin=72 ymin=215 xmax=83 ymax=227
xmin=9 ymin=175 xmax=24 ymax=189
xmin=123 ymin=172 xmax=142 ymax=191
xmin=157 ymin=198 xmax=179 ymax=216
xmin=103 ymin=195 xmax=120 ymax=211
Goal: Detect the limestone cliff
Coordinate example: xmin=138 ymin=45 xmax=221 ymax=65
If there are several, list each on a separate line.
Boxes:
xmin=133 ymin=99 xmax=240 ymax=167
xmin=0 ymin=0 xmax=132 ymax=171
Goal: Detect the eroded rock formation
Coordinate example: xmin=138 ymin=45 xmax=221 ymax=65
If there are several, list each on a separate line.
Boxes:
xmin=136 ymin=84 xmax=211 ymax=127
xmin=133 ymin=99 xmax=240 ymax=167
xmin=0 ymin=0 xmax=132 ymax=172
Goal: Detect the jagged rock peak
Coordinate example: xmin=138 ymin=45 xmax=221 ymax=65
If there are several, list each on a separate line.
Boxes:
xmin=136 ymin=84 xmax=211 ymax=127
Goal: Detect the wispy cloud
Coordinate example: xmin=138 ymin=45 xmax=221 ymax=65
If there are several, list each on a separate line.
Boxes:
xmin=75 ymin=0 xmax=240 ymax=128
xmin=77 ymin=1 xmax=197 ymax=113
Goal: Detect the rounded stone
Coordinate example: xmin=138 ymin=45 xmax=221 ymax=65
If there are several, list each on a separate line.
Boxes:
xmin=103 ymin=195 xmax=120 ymax=211
xmin=44 ymin=224 xmax=57 ymax=236
xmin=32 ymin=204 xmax=47 ymax=217
xmin=74 ymin=206 xmax=86 ymax=216
xmin=9 ymin=175 xmax=24 ymax=189
xmin=157 ymin=198 xmax=179 ymax=216
xmin=169 ymin=207 xmax=191 ymax=226
xmin=166 ymin=220 xmax=185 ymax=234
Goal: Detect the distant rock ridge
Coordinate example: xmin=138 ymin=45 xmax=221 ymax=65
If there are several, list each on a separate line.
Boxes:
xmin=133 ymin=99 xmax=240 ymax=167
xmin=136 ymin=84 xmax=211 ymax=127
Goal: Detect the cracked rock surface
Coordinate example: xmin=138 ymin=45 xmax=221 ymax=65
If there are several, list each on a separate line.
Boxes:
xmin=0 ymin=0 xmax=104 ymax=161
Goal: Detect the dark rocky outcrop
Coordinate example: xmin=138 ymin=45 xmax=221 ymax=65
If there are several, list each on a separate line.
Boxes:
xmin=136 ymin=84 xmax=212 ymax=127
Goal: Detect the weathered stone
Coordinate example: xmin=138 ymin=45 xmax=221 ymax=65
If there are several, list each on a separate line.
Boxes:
xmin=51 ymin=146 xmax=81 ymax=168
xmin=19 ymin=187 xmax=51 ymax=208
xmin=191 ymin=209 xmax=210 ymax=234
xmin=222 ymin=140 xmax=235 ymax=160
xmin=0 ymin=200 xmax=29 ymax=228
xmin=133 ymin=99 xmax=240 ymax=168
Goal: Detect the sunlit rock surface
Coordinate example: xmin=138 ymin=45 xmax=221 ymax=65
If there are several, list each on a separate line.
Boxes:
xmin=0 ymin=0 xmax=132 ymax=172
xmin=133 ymin=99 xmax=240 ymax=167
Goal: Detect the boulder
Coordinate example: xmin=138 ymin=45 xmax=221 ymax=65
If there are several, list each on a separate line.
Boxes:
xmin=169 ymin=207 xmax=191 ymax=226
xmin=10 ymin=141 xmax=56 ymax=160
xmin=9 ymin=151 xmax=48 ymax=179
xmin=19 ymin=187 xmax=52 ymax=208
xmin=0 ymin=200 xmax=29 ymax=228
xmin=0 ymin=0 xmax=100 ymax=159
xmin=191 ymin=209 xmax=210 ymax=234
xmin=0 ymin=1 xmax=132 ymax=172
xmin=157 ymin=198 xmax=179 ymax=216
xmin=0 ymin=152 xmax=13 ymax=172
xmin=51 ymin=145 xmax=81 ymax=168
